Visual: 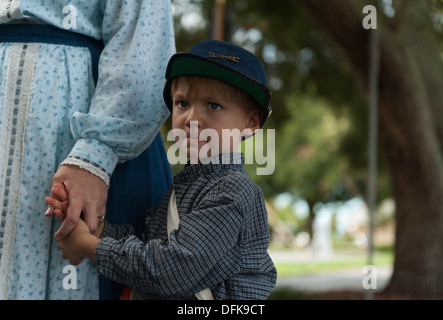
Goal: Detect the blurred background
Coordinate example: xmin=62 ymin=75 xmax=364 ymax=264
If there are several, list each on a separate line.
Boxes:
xmin=163 ymin=0 xmax=443 ymax=299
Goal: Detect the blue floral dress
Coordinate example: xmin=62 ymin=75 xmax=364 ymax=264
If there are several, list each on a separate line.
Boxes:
xmin=0 ymin=0 xmax=175 ymax=299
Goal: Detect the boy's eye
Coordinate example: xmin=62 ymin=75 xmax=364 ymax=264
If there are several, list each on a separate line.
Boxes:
xmin=208 ymin=102 xmax=221 ymax=110
xmin=177 ymin=101 xmax=189 ymax=108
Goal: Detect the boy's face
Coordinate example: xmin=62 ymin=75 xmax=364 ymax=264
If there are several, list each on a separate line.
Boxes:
xmin=171 ymin=77 xmax=262 ymax=161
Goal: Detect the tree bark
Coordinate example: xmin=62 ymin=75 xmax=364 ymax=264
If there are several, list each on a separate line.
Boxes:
xmin=300 ymin=0 xmax=443 ymax=297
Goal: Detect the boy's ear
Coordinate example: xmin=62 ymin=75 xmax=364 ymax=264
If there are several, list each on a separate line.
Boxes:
xmin=243 ymin=110 xmax=263 ymax=137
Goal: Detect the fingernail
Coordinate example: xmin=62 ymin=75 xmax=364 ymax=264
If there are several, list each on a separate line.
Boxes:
xmin=45 ymin=206 xmax=53 ymax=216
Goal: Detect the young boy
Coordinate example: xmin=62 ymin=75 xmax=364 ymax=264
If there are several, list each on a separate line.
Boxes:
xmin=46 ymin=40 xmax=277 ymax=300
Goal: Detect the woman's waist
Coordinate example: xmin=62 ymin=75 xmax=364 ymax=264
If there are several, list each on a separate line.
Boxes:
xmin=0 ymin=24 xmax=103 ymax=84
xmin=0 ymin=24 xmax=103 ymax=50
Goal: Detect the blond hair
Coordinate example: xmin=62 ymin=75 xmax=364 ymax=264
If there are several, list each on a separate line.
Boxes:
xmin=171 ymin=76 xmax=263 ymax=116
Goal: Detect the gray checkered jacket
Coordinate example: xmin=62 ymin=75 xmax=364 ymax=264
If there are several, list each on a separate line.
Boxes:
xmin=95 ymin=153 xmax=277 ymax=299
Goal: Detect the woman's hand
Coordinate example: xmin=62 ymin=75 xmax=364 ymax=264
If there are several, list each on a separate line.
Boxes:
xmin=50 ymin=165 xmax=107 ymax=240
xmin=46 ymin=182 xmax=104 ymax=265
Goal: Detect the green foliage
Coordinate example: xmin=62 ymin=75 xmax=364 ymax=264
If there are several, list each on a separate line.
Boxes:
xmin=268 ymin=286 xmax=308 ymax=300
xmin=272 ymin=94 xmax=351 ymax=201
xmin=169 ymin=0 xmax=394 ymax=216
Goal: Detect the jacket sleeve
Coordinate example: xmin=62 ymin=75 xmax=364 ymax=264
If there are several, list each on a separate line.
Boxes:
xmin=93 ymin=176 xmax=256 ymax=298
xmin=64 ymin=0 xmax=176 ymax=185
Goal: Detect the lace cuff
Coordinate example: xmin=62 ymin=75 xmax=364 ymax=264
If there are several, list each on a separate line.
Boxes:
xmin=60 ymin=156 xmax=112 ymax=187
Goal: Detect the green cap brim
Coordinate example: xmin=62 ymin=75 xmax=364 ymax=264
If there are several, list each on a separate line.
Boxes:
xmin=168 ymin=56 xmax=270 ymax=109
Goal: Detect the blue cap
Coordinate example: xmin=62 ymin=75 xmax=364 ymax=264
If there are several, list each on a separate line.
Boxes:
xmin=163 ymin=40 xmax=272 ymax=127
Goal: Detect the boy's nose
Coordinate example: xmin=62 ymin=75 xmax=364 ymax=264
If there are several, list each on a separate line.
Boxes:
xmin=185 ymin=107 xmax=201 ymax=127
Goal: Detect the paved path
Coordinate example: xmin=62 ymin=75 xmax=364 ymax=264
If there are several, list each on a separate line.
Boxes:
xmin=269 ymin=250 xmax=393 ymax=293
xmin=275 ymin=266 xmax=392 ymax=293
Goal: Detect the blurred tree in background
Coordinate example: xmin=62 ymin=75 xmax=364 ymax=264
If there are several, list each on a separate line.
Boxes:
xmin=169 ymin=0 xmax=391 ymax=239
xmin=169 ymin=0 xmax=443 ymax=297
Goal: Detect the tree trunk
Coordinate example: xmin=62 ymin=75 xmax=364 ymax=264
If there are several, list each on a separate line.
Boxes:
xmin=300 ymin=0 xmax=443 ymax=297
xmin=306 ymin=199 xmax=315 ymax=246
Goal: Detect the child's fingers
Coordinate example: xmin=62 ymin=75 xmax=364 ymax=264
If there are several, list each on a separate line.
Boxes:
xmin=44 ymin=204 xmax=54 ymax=217
xmin=57 ymin=242 xmax=85 ymax=265
xmin=53 ymin=208 xmax=66 ymax=221
xmin=44 ymin=195 xmax=56 ymax=216
xmin=53 ymin=182 xmax=65 ymax=190
xmin=45 ymin=196 xmax=62 ymax=210
xmin=45 ymin=183 xmax=68 ymax=217
xmin=51 ymin=184 xmax=68 ymax=202
xmin=45 ymin=196 xmax=66 ymax=220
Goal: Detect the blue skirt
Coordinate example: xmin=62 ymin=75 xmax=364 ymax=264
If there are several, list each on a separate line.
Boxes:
xmin=103 ymin=133 xmax=172 ymax=299
xmin=106 ymin=134 xmax=172 ymax=233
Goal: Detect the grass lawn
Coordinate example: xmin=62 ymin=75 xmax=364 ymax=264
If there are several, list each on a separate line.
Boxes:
xmin=273 ymin=250 xmax=393 ymax=277
xmin=268 ymin=249 xmax=394 ymax=300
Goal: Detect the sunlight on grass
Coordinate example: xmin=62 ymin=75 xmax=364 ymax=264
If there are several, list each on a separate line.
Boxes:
xmin=274 ymin=250 xmax=393 ymax=277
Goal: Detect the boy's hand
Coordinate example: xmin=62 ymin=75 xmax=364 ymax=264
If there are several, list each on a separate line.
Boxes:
xmin=46 ymin=183 xmax=104 ymax=264
xmin=52 ymin=165 xmax=107 ymax=240
xmin=57 ymin=219 xmax=91 ymax=265
xmin=57 ymin=218 xmax=91 ymax=265
xmin=57 ymin=218 xmax=102 ymax=265
xmin=45 ymin=183 xmax=105 ymax=236
xmin=45 ymin=183 xmax=68 ymax=221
